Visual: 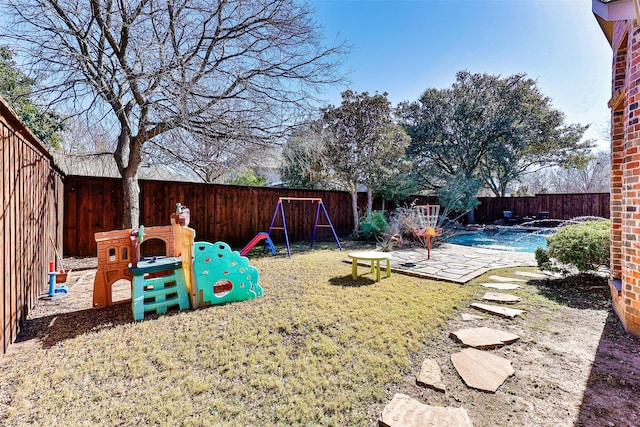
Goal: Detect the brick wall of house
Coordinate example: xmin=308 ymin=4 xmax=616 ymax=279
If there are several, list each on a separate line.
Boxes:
xmin=610 ymin=19 xmax=640 ymax=336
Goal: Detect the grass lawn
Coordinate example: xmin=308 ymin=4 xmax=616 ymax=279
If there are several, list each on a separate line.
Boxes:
xmin=0 ymin=246 xmax=474 ymax=426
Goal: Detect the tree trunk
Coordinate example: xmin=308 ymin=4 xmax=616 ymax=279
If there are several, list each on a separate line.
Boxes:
xmin=122 ymin=171 xmax=141 ymax=229
xmin=115 ymin=133 xmax=144 ymax=229
xmin=351 ymin=190 xmax=359 ymax=233
xmin=367 ymin=188 xmax=373 ymax=217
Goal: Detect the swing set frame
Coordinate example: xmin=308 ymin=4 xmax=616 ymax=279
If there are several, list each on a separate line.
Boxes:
xmin=268 ymin=197 xmax=342 ymax=257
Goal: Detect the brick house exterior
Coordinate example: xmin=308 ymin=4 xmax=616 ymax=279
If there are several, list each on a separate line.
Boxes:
xmin=594 ymin=0 xmax=640 ymax=336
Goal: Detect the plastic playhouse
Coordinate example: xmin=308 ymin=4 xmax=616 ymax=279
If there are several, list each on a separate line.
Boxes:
xmin=92 ymin=203 xmax=263 ymax=320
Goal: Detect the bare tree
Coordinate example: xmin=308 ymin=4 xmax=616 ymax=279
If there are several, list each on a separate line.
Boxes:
xmin=3 ymin=0 xmax=346 ymax=227
xmin=145 ymin=128 xmax=269 ymax=183
xmin=59 ymin=114 xmax=115 ymax=153
xmin=547 ymin=150 xmax=611 ymax=193
xmin=516 ymin=150 xmax=611 ymax=194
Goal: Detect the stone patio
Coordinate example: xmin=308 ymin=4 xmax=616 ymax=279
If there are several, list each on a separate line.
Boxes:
xmin=385 ymin=243 xmax=536 ymax=284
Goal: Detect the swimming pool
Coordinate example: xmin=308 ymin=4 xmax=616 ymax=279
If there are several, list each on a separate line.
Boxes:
xmin=444 ymin=228 xmax=554 ymax=253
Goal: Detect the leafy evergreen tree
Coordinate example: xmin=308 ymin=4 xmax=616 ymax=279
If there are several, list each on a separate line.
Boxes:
xmin=0 ymin=46 xmax=64 ymax=147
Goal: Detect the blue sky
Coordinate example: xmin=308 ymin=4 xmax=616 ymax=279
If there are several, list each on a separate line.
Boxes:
xmin=311 ymin=0 xmax=612 ymax=149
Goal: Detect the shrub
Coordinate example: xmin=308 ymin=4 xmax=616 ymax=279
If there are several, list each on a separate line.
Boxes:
xmin=545 ymin=220 xmax=610 ymax=272
xmin=535 ymin=247 xmax=553 ymax=272
xmin=356 ymin=210 xmax=389 ymax=241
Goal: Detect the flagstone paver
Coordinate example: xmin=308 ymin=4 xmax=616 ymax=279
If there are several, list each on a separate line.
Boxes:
xmin=450 ymin=326 xmax=520 ymax=349
xmin=515 ymin=271 xmax=549 ymax=279
xmin=488 ymin=275 xmax=527 ymax=282
xmin=384 ymin=243 xmax=536 ymax=284
xmin=470 ymin=303 xmax=525 ymax=318
xmin=379 ymin=393 xmax=473 ymax=427
xmin=480 ymin=282 xmax=521 ymax=290
xmin=482 ymin=292 xmax=521 ymax=304
xmin=416 ymin=359 xmax=446 ymax=392
xmin=451 ymin=348 xmax=515 ymax=393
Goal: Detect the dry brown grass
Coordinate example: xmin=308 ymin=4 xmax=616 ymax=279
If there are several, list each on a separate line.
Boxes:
xmin=0 ymin=246 xmax=473 ymax=426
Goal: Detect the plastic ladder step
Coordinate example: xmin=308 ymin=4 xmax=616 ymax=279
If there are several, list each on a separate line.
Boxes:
xmin=142 ymin=274 xmax=177 ymax=287
xmin=143 ymin=297 xmax=181 ymax=313
xmin=142 ymin=286 xmax=179 ymax=299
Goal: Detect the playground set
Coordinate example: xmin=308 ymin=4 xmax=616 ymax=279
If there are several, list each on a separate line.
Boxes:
xmin=91 ymin=197 xmax=342 ymax=320
xmin=92 ymin=204 xmax=263 ymax=320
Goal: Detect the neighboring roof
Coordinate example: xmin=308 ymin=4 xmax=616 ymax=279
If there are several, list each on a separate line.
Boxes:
xmin=52 ymin=151 xmax=203 ymax=182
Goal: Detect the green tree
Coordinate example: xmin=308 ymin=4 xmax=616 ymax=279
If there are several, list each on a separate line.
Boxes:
xmin=372 ymin=166 xmax=418 ymax=211
xmin=321 ymin=90 xmax=409 ymax=232
xmin=280 ymin=120 xmax=332 ymax=190
xmin=365 ymin=124 xmax=412 ymax=210
xmin=476 ymin=74 xmax=591 ymax=196
xmin=4 ymin=0 xmax=346 ymax=228
xmin=228 ymin=170 xmax=267 ymax=187
xmin=400 ymin=71 xmax=592 ymax=215
xmin=0 ymin=46 xmax=64 ymax=147
xmin=399 ymin=74 xmax=492 ymax=221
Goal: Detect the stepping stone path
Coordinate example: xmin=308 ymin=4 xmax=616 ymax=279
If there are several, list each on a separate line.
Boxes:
xmin=515 ymin=271 xmax=548 ymax=279
xmin=483 ymin=292 xmax=521 ymax=304
xmin=450 ymin=348 xmax=515 ymax=393
xmin=471 ymin=303 xmax=525 ymax=318
xmin=461 ymin=312 xmax=484 ymax=321
xmin=380 ymin=270 xmax=537 ymax=424
xmin=416 ymin=358 xmax=445 ymax=392
xmin=480 ymin=282 xmax=521 ymax=290
xmin=379 ymin=393 xmax=473 ymax=427
xmin=450 ymin=327 xmax=520 ymax=349
xmin=488 ymin=274 xmax=526 ymax=283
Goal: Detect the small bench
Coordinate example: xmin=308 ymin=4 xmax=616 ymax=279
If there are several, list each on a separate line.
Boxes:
xmin=348 ymin=251 xmax=392 ymax=282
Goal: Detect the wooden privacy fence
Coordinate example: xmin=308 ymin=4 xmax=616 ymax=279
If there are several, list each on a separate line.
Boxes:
xmin=65 ymin=177 xmax=373 ymax=256
xmin=1 ymin=97 xmax=64 ymax=354
xmin=64 ymin=176 xmax=610 ymax=257
xmin=474 ymin=193 xmax=610 ymax=224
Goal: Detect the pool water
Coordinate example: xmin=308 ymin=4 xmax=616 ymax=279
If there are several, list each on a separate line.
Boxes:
xmin=444 ymin=228 xmax=554 ymax=253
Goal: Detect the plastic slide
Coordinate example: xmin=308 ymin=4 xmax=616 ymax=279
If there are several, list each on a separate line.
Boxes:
xmin=240 ymin=232 xmax=276 ymax=256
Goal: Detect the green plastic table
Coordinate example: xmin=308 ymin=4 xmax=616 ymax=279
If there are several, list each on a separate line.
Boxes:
xmin=348 ymin=251 xmax=392 ymax=282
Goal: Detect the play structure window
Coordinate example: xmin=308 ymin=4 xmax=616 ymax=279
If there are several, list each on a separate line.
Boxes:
xmin=122 ymin=247 xmax=129 ymax=261
xmin=213 ymin=279 xmax=233 ymax=298
xmin=140 ymin=238 xmax=167 ymax=258
xmin=108 ymin=247 xmax=117 ymax=262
